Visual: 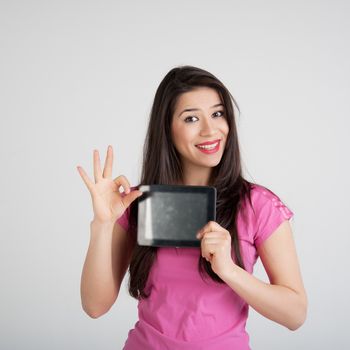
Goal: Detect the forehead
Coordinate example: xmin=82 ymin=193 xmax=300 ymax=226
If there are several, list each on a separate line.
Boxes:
xmin=175 ymin=87 xmax=222 ymax=109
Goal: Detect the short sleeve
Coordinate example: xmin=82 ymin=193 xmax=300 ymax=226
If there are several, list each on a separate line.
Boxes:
xmin=252 ymin=186 xmax=294 ymax=247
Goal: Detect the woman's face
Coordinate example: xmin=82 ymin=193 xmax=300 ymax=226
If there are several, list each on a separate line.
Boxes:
xmin=171 ymin=87 xmax=229 ymax=174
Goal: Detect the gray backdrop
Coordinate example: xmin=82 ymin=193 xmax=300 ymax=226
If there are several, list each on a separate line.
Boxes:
xmin=1 ymin=0 xmax=349 ymax=349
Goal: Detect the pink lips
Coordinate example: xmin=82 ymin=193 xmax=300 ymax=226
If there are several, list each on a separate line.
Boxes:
xmin=196 ymin=139 xmax=221 ymax=146
xmin=195 ymin=139 xmax=221 ymax=154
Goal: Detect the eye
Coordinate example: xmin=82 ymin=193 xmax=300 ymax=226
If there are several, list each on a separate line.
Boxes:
xmin=213 ymin=110 xmax=225 ymax=118
xmin=184 ymin=116 xmax=199 ymax=123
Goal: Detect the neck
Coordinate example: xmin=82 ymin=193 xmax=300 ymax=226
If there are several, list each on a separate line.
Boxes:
xmin=181 ymin=164 xmax=213 ymax=187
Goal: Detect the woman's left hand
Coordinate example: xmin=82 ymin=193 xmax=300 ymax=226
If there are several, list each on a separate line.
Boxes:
xmin=196 ymin=221 xmax=235 ymax=278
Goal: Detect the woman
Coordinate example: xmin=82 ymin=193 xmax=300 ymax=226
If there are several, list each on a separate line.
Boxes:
xmin=78 ymin=65 xmax=307 ymax=349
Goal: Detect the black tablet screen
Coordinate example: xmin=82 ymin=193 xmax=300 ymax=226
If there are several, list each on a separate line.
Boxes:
xmin=137 ymin=185 xmax=216 ymax=247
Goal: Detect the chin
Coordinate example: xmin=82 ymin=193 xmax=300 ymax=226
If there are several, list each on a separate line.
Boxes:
xmin=198 ymin=157 xmax=222 ymax=168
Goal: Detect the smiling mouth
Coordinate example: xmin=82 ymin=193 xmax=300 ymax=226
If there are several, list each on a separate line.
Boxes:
xmin=196 ymin=141 xmax=219 ymax=150
xmin=195 ymin=140 xmax=221 ymax=154
xmin=195 ymin=139 xmax=221 ymax=150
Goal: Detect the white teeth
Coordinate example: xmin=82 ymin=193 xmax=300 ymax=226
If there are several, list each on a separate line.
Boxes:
xmin=197 ymin=142 xmax=219 ymax=150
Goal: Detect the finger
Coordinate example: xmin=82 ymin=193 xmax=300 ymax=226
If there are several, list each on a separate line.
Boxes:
xmin=102 ymin=145 xmax=113 ymax=179
xmin=93 ymin=149 xmax=103 ymax=183
xmin=197 ymin=231 xmax=215 ymax=240
xmin=202 ymin=237 xmax=224 ymax=244
xmin=201 ymin=240 xmax=218 ymax=255
xmin=202 ymin=254 xmax=212 ymax=262
xmin=202 ymin=232 xmax=231 ymax=247
xmin=113 ymin=175 xmax=131 ymax=194
xmin=205 ymin=221 xmax=223 ymax=231
xmin=196 ymin=224 xmax=210 ymax=239
xmin=197 ymin=221 xmax=227 ymax=239
xmin=77 ymin=166 xmax=94 ymax=193
xmin=197 ymin=229 xmax=207 ymax=239
xmin=122 ymin=190 xmax=143 ymax=209
xmin=197 ymin=228 xmax=218 ymax=239
xmin=201 ymin=231 xmax=225 ymax=238
xmin=207 ymin=231 xmax=231 ymax=240
xmin=201 ymin=247 xmax=215 ymax=260
xmin=197 ymin=221 xmax=216 ymax=235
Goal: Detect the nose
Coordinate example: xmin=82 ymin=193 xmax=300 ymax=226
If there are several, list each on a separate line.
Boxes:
xmin=199 ymin=117 xmax=216 ymax=136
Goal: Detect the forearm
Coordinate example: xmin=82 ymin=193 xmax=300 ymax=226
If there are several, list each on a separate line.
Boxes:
xmin=80 ymin=220 xmax=117 ymax=317
xmin=220 ymin=262 xmax=307 ymax=330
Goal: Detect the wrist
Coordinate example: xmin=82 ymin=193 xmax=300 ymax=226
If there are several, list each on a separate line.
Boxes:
xmin=90 ymin=218 xmax=116 ymax=227
xmin=218 ymin=260 xmax=239 ymax=282
xmin=90 ymin=219 xmax=115 ymax=237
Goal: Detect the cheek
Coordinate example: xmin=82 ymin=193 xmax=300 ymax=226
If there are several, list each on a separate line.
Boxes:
xmin=221 ymin=119 xmax=229 ymax=136
xmin=171 ymin=123 xmax=196 ymax=149
xmin=171 ymin=126 xmax=183 ymax=151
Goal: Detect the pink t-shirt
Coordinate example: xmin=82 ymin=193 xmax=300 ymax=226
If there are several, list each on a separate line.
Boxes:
xmin=117 ymin=184 xmax=294 ymax=349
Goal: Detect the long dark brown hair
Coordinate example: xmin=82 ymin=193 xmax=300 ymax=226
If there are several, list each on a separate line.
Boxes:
xmin=127 ymin=65 xmax=255 ymax=300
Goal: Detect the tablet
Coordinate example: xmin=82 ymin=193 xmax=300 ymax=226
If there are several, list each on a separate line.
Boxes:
xmin=137 ymin=184 xmax=216 ymax=247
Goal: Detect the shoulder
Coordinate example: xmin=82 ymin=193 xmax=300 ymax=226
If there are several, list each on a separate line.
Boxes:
xmin=250 ymin=183 xmax=279 ymax=200
xmin=241 ymin=183 xmax=294 ymax=246
xmin=246 ymin=183 xmax=292 ymax=217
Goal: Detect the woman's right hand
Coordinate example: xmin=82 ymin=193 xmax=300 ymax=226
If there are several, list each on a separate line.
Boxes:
xmin=77 ymin=145 xmax=143 ymax=224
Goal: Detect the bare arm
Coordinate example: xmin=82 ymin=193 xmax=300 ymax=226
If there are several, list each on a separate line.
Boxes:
xmin=220 ymin=221 xmax=307 ymax=330
xmin=80 ymin=220 xmax=134 ymax=318
xmin=198 ymin=220 xmax=307 ymax=330
xmin=77 ymin=145 xmax=142 ymax=318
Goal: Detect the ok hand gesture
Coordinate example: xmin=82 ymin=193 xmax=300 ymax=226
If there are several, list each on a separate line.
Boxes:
xmin=77 ymin=145 xmax=142 ymax=224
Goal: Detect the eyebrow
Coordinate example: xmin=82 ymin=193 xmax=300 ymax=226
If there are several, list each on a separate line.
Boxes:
xmin=178 ymin=103 xmax=224 ymax=117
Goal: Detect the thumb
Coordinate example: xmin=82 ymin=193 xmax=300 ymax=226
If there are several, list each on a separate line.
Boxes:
xmin=196 ymin=230 xmax=204 ymax=240
xmin=122 ymin=190 xmax=143 ymax=209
